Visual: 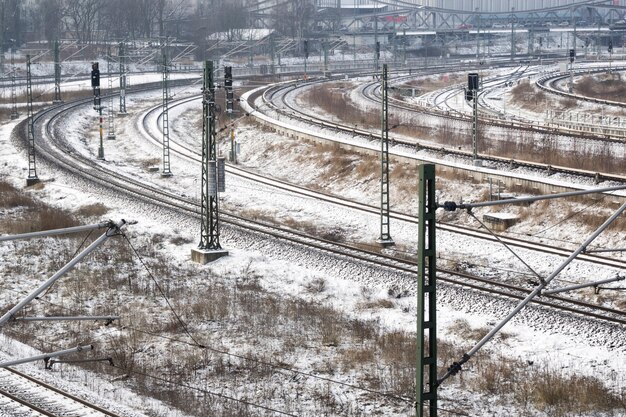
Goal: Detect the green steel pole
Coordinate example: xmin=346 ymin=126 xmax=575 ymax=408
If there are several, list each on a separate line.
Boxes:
xmin=416 ymin=164 xmax=437 ymax=417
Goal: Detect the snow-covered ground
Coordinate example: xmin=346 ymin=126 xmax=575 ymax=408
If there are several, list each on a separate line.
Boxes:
xmin=0 ymin=61 xmax=625 ymax=416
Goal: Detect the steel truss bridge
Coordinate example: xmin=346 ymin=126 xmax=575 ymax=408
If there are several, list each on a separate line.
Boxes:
xmin=248 ymin=1 xmax=626 ymax=32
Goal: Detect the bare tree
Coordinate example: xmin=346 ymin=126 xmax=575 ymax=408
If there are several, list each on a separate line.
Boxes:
xmin=30 ymin=0 xmax=64 ymax=43
xmin=65 ymin=0 xmax=102 ymax=43
xmin=271 ymin=0 xmax=315 ymax=39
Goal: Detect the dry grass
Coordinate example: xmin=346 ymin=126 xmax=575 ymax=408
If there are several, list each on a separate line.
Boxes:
xmin=0 ymin=181 xmax=79 ymax=235
xmin=303 ymin=82 xmax=409 ymax=132
xmin=575 ymin=74 xmax=626 ymax=103
xmin=75 ymin=203 xmax=109 ymax=218
xmin=448 ymin=319 xmax=490 ymax=342
xmin=510 ymin=80 xmax=549 ymax=112
xmin=0 ymin=89 xmax=93 ymax=105
xmin=140 ymin=158 xmax=160 ymax=169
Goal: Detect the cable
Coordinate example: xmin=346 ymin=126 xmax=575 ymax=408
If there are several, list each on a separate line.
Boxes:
xmin=467 ymin=211 xmax=544 ymax=282
xmin=120 ymin=233 xmax=202 ymax=348
xmin=111 ymin=364 xmax=296 ymax=416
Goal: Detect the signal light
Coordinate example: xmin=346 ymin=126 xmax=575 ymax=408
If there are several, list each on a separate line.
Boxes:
xmin=468 ymin=73 xmax=479 ymax=91
xmin=224 ymin=66 xmax=232 ymax=87
xmin=91 ymin=62 xmax=100 ymax=87
xmin=376 ymin=41 xmax=380 ymax=60
xmin=569 ymin=48 xmax=575 ymax=63
xmin=304 ymin=40 xmax=309 ymax=59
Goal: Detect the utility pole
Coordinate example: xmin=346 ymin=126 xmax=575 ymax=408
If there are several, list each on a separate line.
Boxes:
xmin=0 ymin=1 xmax=4 ymax=76
xmin=476 ymin=8 xmax=480 ymax=61
xmin=403 ymin=29 xmax=407 ymax=67
xmin=510 ymin=8 xmax=516 ymax=61
xmin=10 ymin=46 xmax=18 ymax=119
xmin=26 ymin=55 xmax=39 ymax=186
xmin=323 ymin=40 xmax=329 ymax=76
xmin=568 ymin=48 xmax=575 ymax=93
xmin=303 ymin=39 xmax=309 ymax=79
xmin=192 ymin=61 xmax=228 ymax=264
xmin=608 ymin=38 xmax=613 ymax=74
xmin=107 ymin=46 xmax=116 ymax=140
xmin=91 ymin=62 xmax=104 ymax=160
xmin=416 ymin=163 xmax=437 ymax=417
xmin=374 ymin=16 xmax=380 ymax=71
xmin=53 ymin=40 xmax=62 ymax=103
xmin=270 ymin=34 xmax=275 ymax=75
xmin=378 ymin=64 xmax=394 ymax=247
xmin=118 ymin=42 xmax=127 ymax=114
xmin=161 ymin=49 xmax=172 ymax=176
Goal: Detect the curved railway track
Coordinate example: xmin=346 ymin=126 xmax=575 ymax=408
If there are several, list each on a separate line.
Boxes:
xmin=146 ymin=92 xmax=626 ymax=272
xmin=48 ymin=82 xmax=622 ymax=328
xmin=251 ymin=68 xmax=626 ymax=184
xmin=0 ymin=367 xmax=121 ymax=417
xmin=7 ymin=76 xmax=625 ymax=361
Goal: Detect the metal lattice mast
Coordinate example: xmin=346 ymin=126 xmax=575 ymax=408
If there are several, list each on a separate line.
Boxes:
xmin=26 ymin=55 xmax=39 ymax=185
xmin=416 ymin=163 xmax=437 ymax=417
xmin=374 ymin=17 xmax=379 ymax=70
xmin=270 ymin=35 xmax=275 ymax=75
xmin=403 ymin=29 xmax=407 ymax=66
xmin=0 ymin=2 xmax=4 ymax=76
xmin=107 ymin=46 xmax=116 ymax=140
xmin=10 ymin=47 xmax=18 ymax=119
xmin=118 ymin=42 xmax=127 ymax=114
xmin=53 ymin=40 xmax=62 ymax=103
xmin=510 ymin=9 xmax=516 ymax=61
xmin=161 ymin=51 xmax=172 ymax=176
xmin=199 ymin=61 xmax=220 ymax=250
xmin=379 ymin=64 xmax=393 ymax=246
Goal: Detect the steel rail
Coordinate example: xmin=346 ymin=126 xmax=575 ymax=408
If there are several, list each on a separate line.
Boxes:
xmin=256 ymin=68 xmax=626 ymax=184
xmin=0 ymin=367 xmax=122 ymax=417
xmin=25 ymin=81 xmax=625 ymax=330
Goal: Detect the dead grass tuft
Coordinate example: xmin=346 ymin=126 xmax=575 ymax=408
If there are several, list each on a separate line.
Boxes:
xmin=75 ymin=203 xmax=109 ymax=218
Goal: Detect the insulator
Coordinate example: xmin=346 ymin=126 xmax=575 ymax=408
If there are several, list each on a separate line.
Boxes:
xmin=208 ymin=160 xmax=217 ymax=197
xmin=217 ymin=157 xmax=226 ymax=193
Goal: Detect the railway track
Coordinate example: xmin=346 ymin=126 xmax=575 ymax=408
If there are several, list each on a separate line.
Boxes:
xmin=0 ymin=367 xmax=121 ymax=417
xmin=146 ymin=93 xmax=626 ymax=272
xmin=118 ymin=85 xmax=626 ymax=326
xmin=250 ymin=68 xmax=626 ymax=184
xmin=9 ymin=76 xmax=624 ymax=343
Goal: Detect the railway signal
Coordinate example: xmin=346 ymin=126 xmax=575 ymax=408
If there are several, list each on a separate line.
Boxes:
xmin=466 ymin=73 xmax=481 ymax=166
xmin=53 ymin=40 xmax=62 ymax=103
xmin=224 ymin=66 xmax=238 ymax=163
xmin=26 ymin=55 xmax=39 ymax=186
xmin=225 ymin=66 xmax=233 ymax=113
xmin=91 ymin=62 xmax=101 ymax=108
xmin=92 ymin=62 xmax=104 ymax=160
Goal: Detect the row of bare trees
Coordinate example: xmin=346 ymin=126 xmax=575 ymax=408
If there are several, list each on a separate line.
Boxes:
xmin=2 ymin=0 xmax=320 ymax=47
xmin=2 ymin=0 xmax=190 ymax=45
